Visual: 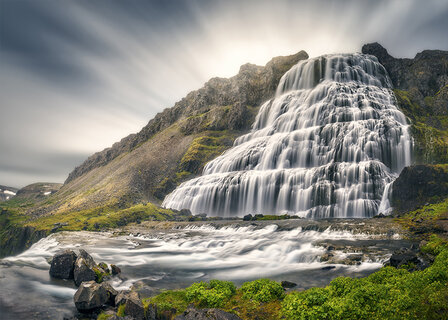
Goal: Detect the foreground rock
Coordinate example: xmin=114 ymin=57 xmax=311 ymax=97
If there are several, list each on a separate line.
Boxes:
xmin=49 ymin=250 xmax=77 ymax=279
xmin=175 ymin=308 xmax=242 ymax=320
xmin=74 ymin=281 xmax=110 ymax=312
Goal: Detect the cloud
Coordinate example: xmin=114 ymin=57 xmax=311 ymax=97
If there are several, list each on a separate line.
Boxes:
xmin=1 ymin=0 xmax=447 ymax=187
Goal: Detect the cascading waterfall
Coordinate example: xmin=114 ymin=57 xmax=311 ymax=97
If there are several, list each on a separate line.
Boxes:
xmin=163 ymin=54 xmax=412 ymax=218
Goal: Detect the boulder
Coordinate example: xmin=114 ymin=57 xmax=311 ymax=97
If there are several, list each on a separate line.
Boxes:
xmin=281 ymin=281 xmax=297 ymax=289
xmin=73 ymin=281 xmax=109 ymax=312
xmin=78 ymin=249 xmax=96 ymax=268
xmin=115 ymin=290 xmax=145 ymax=320
xmin=242 ymin=214 xmax=253 ymax=221
xmin=102 ymin=282 xmax=118 ymax=306
xmin=175 ymin=308 xmax=242 ymax=320
xmin=110 ymin=264 xmax=121 ymax=275
xmin=49 ymin=250 xmax=77 ymax=279
xmin=388 ymin=249 xmax=420 ymax=268
xmin=145 ymin=303 xmax=158 ymax=320
xmin=74 ymin=257 xmax=97 ymax=286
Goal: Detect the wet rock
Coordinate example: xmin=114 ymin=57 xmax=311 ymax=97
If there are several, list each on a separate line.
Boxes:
xmin=145 ymin=303 xmax=158 ymax=320
xmin=115 ymin=290 xmax=140 ymax=307
xmin=74 ymin=281 xmax=109 ymax=312
xmin=321 ymin=266 xmax=336 ymax=270
xmin=99 ymin=262 xmax=110 ymax=273
xmin=388 ymin=249 xmax=420 ymax=268
xmin=124 ymin=294 xmax=145 ymax=320
xmin=102 ymin=282 xmax=118 ymax=306
xmin=110 ymin=264 xmax=121 ymax=275
xmin=74 ymin=257 xmax=97 ymax=286
xmin=281 ymin=281 xmax=297 ymax=289
xmin=243 ymin=214 xmax=253 ymax=221
xmin=78 ymin=249 xmax=96 ymax=268
xmin=49 ymin=250 xmax=77 ymax=279
xmin=175 ymin=308 xmax=242 ymax=320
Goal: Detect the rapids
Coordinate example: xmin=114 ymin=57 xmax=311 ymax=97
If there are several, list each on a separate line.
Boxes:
xmin=163 ymin=54 xmax=412 ymax=218
xmin=0 ymin=223 xmax=409 ymax=319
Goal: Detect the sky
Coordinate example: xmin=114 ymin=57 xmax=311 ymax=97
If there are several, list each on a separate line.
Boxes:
xmin=1 ymin=0 xmax=448 ymax=188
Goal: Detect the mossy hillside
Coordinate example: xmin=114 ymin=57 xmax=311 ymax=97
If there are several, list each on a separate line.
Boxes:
xmin=154 ymin=130 xmax=239 ymax=199
xmin=394 ymin=89 xmax=448 ymax=164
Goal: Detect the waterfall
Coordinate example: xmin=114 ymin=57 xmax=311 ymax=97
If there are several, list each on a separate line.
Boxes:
xmin=163 ymin=54 xmax=412 ymax=218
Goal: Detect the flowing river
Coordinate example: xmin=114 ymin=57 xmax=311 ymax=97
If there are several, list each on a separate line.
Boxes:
xmin=0 ymin=220 xmax=412 ymax=319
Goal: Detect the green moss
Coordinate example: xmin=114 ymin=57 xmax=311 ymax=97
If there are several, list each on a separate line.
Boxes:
xmin=145 ymin=290 xmax=189 ymax=315
xmin=96 ymin=312 xmax=113 ymax=320
xmin=117 ymin=304 xmax=126 ymax=317
xmin=240 ymin=279 xmax=284 ymax=303
xmin=185 ymin=280 xmax=237 ymax=308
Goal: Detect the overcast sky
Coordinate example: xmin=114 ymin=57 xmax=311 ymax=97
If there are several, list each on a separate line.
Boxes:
xmin=1 ymin=0 xmax=447 ymax=188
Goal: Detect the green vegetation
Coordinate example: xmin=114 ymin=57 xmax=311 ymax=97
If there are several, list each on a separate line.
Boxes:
xmin=117 ymin=304 xmax=126 ymax=317
xmin=281 ymin=236 xmax=448 ymax=320
xmin=394 ymin=89 xmax=448 ymax=164
xmin=154 ymin=130 xmax=238 ymax=199
xmin=240 ymin=278 xmax=285 ymax=303
xmin=139 ymin=238 xmax=448 ymax=320
xmin=96 ymin=313 xmax=113 ymax=320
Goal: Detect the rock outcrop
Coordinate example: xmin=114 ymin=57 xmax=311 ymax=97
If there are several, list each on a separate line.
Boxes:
xmin=362 ymin=43 xmax=448 ymax=164
xmin=392 ymin=165 xmax=448 ymax=212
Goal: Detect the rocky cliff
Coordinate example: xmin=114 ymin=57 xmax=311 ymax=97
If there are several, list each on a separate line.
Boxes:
xmin=362 ymin=43 xmax=448 ymax=164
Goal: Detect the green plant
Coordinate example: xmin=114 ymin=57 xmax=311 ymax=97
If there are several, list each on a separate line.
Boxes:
xmin=240 ymin=279 xmax=285 ymax=303
xmin=185 ymin=280 xmax=236 ymax=308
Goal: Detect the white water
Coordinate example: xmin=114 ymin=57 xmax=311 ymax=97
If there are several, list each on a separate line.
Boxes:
xmin=163 ymin=54 xmax=412 ymax=218
xmin=1 ymin=225 xmax=401 ymax=319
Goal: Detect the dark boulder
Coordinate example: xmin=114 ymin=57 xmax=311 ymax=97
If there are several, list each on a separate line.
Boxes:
xmin=243 ymin=214 xmax=253 ymax=221
xmin=175 ymin=308 xmax=242 ymax=320
xmin=49 ymin=250 xmax=77 ymax=279
xmin=110 ymin=264 xmax=121 ymax=275
xmin=281 ymin=280 xmax=297 ymax=289
xmin=73 ymin=281 xmax=109 ymax=312
xmin=102 ymin=282 xmax=118 ymax=306
xmin=388 ymin=249 xmax=420 ymax=269
xmin=145 ymin=303 xmax=158 ymax=320
xmin=74 ymin=257 xmax=97 ymax=286
xmin=115 ymin=290 xmax=145 ymax=320
xmin=78 ymin=249 xmax=96 ymax=268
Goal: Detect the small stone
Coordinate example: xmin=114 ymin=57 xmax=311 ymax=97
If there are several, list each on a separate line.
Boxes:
xmin=175 ymin=308 xmax=242 ymax=320
xmin=110 ymin=264 xmax=121 ymax=275
xmin=281 ymin=280 xmax=297 ymax=289
xmin=74 ymin=257 xmax=97 ymax=286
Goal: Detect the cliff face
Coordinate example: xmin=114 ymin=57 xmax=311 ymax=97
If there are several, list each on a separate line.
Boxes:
xmin=362 ymin=43 xmax=448 ymax=164
xmin=36 ymin=51 xmax=308 ymax=215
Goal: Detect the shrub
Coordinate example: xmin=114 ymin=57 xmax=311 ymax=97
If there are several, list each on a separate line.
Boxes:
xmin=185 ymin=280 xmax=236 ymax=308
xmin=240 ymin=279 xmax=285 ymax=303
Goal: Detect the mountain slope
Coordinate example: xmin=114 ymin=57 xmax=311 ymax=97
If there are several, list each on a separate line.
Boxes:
xmin=32 ymin=51 xmax=309 ymax=217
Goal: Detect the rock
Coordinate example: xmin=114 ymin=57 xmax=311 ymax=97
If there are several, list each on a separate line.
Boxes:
xmin=175 ymin=308 xmax=242 ymax=320
xmin=110 ymin=264 xmax=121 ymax=275
xmin=388 ymin=249 xmax=420 ymax=268
xmin=321 ymin=266 xmax=336 ymax=270
xmin=242 ymin=214 xmax=253 ymax=221
xmin=115 ymin=290 xmax=139 ymax=307
xmin=281 ymin=281 xmax=297 ymax=289
xmin=73 ymin=281 xmax=109 ymax=312
xmin=74 ymin=257 xmax=97 ymax=286
xmin=145 ymin=303 xmax=158 ymax=320
xmin=102 ymin=282 xmax=118 ymax=306
xmin=49 ymin=250 xmax=77 ymax=279
xmin=78 ymin=249 xmax=96 ymax=268
xmin=124 ymin=294 xmax=145 ymax=320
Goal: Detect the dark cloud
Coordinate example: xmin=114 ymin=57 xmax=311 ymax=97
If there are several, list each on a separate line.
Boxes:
xmin=0 ymin=0 xmax=447 ymax=187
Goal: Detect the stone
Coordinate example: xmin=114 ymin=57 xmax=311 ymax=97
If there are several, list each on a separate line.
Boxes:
xmin=115 ymin=290 xmax=140 ymax=307
xmin=98 ymin=262 xmax=110 ymax=273
xmin=110 ymin=264 xmax=121 ymax=275
xmin=242 ymin=214 xmax=253 ymax=221
xmin=49 ymin=250 xmax=77 ymax=279
xmin=102 ymin=282 xmax=118 ymax=306
xmin=124 ymin=294 xmax=145 ymax=320
xmin=74 ymin=257 xmax=97 ymax=286
xmin=388 ymin=249 xmax=420 ymax=268
xmin=78 ymin=249 xmax=96 ymax=268
xmin=73 ymin=281 xmax=109 ymax=311
xmin=145 ymin=303 xmax=158 ymax=320
xmin=281 ymin=280 xmax=297 ymax=289
xmin=175 ymin=308 xmax=242 ymax=320
xmin=321 ymin=266 xmax=336 ymax=270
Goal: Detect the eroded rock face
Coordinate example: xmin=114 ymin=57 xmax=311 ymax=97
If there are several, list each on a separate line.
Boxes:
xmin=49 ymin=250 xmax=77 ymax=279
xmin=392 ymin=165 xmax=448 ymax=212
xmin=175 ymin=308 xmax=243 ymax=320
xmin=73 ymin=281 xmax=109 ymax=311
